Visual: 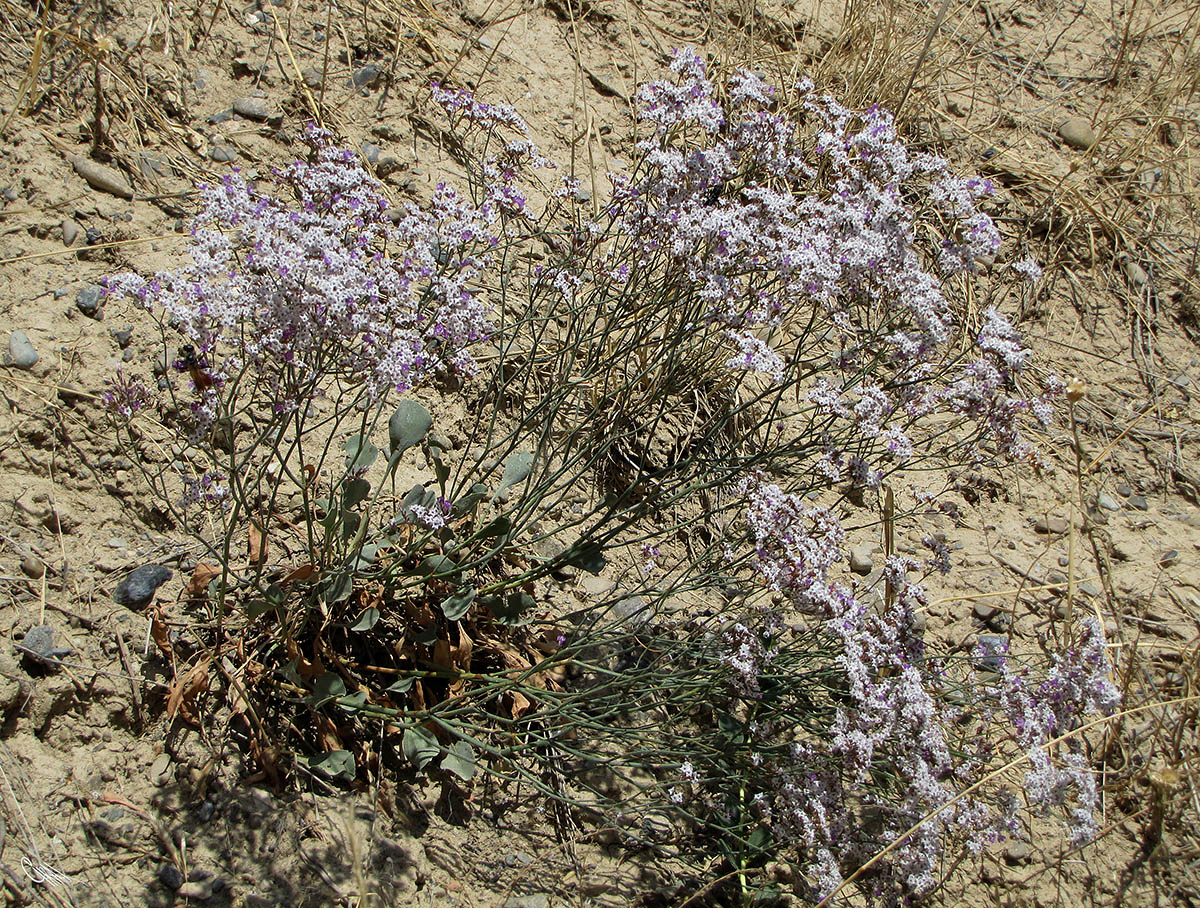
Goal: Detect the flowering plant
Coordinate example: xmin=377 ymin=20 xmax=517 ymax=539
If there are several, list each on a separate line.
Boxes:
xmin=99 ymin=49 xmax=1117 ymax=905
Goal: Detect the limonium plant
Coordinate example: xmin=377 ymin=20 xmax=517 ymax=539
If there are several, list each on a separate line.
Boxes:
xmin=101 ymin=47 xmax=1119 ymax=907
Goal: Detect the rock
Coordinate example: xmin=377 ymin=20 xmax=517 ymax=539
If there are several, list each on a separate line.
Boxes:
xmin=208 ymin=109 xmax=233 ymax=124
xmin=19 ymin=625 xmax=72 ymax=667
xmin=113 ymin=564 xmax=172 ymax=608
xmin=1116 ymin=482 xmax=1133 ymax=497
xmin=1034 ymin=515 xmax=1069 ymax=535
xmin=157 ymin=863 xmax=184 ymax=890
xmin=577 ymin=575 xmax=613 ymax=600
xmin=849 ymin=545 xmax=874 ymax=575
xmin=75 ymin=284 xmax=105 ymax=319
xmin=1004 ymin=840 xmax=1031 ymax=865
xmin=909 ymin=611 xmax=927 ymax=636
xmin=612 ymin=596 xmax=651 ymax=627
xmin=8 ymin=330 xmax=38 ymax=369
xmin=20 ymin=556 xmax=44 ymax=579
xmin=351 ymin=64 xmax=381 ymax=90
xmin=300 ymin=66 xmax=324 ymax=89
xmin=210 ymin=145 xmax=238 ymax=162
xmin=1158 ymin=550 xmax=1179 ymax=568
xmin=361 ymin=142 xmax=381 ymax=165
xmin=1079 ymin=580 xmax=1102 ymax=598
xmin=110 ymin=326 xmax=133 ymax=349
xmin=233 ymin=96 xmax=272 ymax=121
xmin=1127 ymin=494 xmax=1149 ymax=511
xmin=177 ymin=879 xmax=213 ymax=900
xmin=1057 ymin=117 xmax=1097 ymax=151
xmin=71 ymin=156 xmax=134 ymax=199
xmin=61 ymin=219 xmax=81 ymax=246
xmin=972 ymin=602 xmax=997 ymax=622
xmin=1096 ymin=491 xmax=1119 ymax=511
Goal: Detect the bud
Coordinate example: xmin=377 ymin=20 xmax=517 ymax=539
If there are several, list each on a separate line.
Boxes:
xmin=1066 ymin=377 xmax=1087 ymax=403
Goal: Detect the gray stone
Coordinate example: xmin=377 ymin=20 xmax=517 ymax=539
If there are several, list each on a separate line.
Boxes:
xmin=113 ymin=564 xmax=172 ymax=608
xmin=1034 ymin=515 xmax=1069 ymax=535
xmin=1057 ymin=117 xmax=1097 ymax=151
xmin=1096 ymin=491 xmax=1119 ymax=511
xmin=75 ymin=284 xmax=105 ymax=318
xmin=577 ymin=575 xmax=613 ymax=599
xmin=8 ymin=330 xmax=37 ymax=368
xmin=351 ymin=64 xmax=381 ymax=90
xmin=361 ymin=142 xmax=381 ymax=165
xmin=1158 ymin=550 xmax=1179 ymax=568
xmin=61 ymin=219 xmax=81 ymax=246
xmin=1127 ymin=494 xmax=1149 ymax=510
xmin=176 ymin=879 xmax=213 ymax=900
xmin=210 ymin=145 xmax=238 ymax=162
xmin=71 ymin=156 xmax=134 ymax=199
xmin=110 ymin=326 xmax=133 ymax=349
xmin=157 ymin=863 xmax=183 ymax=890
xmin=972 ymin=602 xmax=997 ymax=622
xmin=848 ymin=544 xmax=874 ymax=575
xmin=1004 ymin=840 xmax=1031 ymax=865
xmin=20 ymin=556 xmax=44 ymax=579
xmin=233 ymin=96 xmax=272 ymax=121
xmin=208 ymin=109 xmax=233 ymax=124
xmin=300 ymin=66 xmax=324 ymax=89
xmin=1116 ymin=482 xmax=1133 ymax=497
xmin=19 ymin=625 xmax=71 ymax=667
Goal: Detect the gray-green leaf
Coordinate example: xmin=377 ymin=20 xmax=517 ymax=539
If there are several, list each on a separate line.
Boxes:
xmin=389 ymin=400 xmax=432 ymax=460
xmin=494 ymin=450 xmax=534 ymax=498
xmin=344 ymin=434 xmax=379 ymax=472
xmin=440 ymin=740 xmax=476 ymax=781
xmin=308 ymin=749 xmax=356 ymax=781
xmin=440 ymin=588 xmax=476 ymax=622
xmin=402 ymin=725 xmax=440 ymax=769
xmin=350 ymin=606 xmax=380 ymax=632
xmin=306 ymin=672 xmax=347 ymax=708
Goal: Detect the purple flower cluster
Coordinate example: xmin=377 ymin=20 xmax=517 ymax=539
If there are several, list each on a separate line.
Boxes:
xmin=608 ymin=52 xmax=1054 ymax=483
xmin=104 ymin=125 xmax=495 ymax=438
xmin=101 ymin=369 xmax=154 ymax=420
xmin=985 ymin=619 xmax=1120 ymax=845
xmin=703 ymin=476 xmax=1120 ymax=902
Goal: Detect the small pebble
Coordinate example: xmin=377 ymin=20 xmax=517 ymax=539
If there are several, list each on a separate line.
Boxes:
xmin=1034 ymin=515 xmax=1069 ymax=535
xmin=1057 ymin=116 xmax=1097 ymax=151
xmin=210 ymin=145 xmax=238 ymax=162
xmin=1127 ymin=494 xmax=1149 ymax=511
xmin=61 ymin=219 xmax=81 ymax=246
xmin=1096 ymin=491 xmax=1119 ymax=511
xmin=1159 ymin=550 xmax=1180 ymax=568
xmin=208 ymin=109 xmax=233 ymax=124
xmin=1004 ymin=841 xmax=1031 ymax=865
xmin=300 ymin=66 xmax=324 ymax=89
xmin=113 ymin=564 xmax=172 ymax=608
xmin=360 ymin=142 xmax=381 ymax=165
xmin=8 ymin=330 xmax=38 ymax=369
xmin=1116 ymin=482 xmax=1133 ymax=497
xmin=71 ymin=156 xmax=134 ymax=199
xmin=20 ymin=624 xmax=71 ymax=667
xmin=75 ymin=284 xmax=105 ymax=319
xmin=110 ymin=326 xmax=133 ymax=349
xmin=157 ymin=863 xmax=184 ymax=890
xmin=351 ymin=63 xmax=381 ymax=90
xmin=848 ymin=544 xmax=874 ymax=575
xmin=233 ymin=96 xmax=272 ymax=121
xmin=972 ymin=602 xmax=997 ymax=622
xmin=20 ymin=556 xmax=44 ymax=579
xmin=178 ymin=879 xmax=216 ymax=900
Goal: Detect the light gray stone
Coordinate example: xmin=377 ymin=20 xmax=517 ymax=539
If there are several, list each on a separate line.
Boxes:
xmin=8 ymin=330 xmax=37 ymax=368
